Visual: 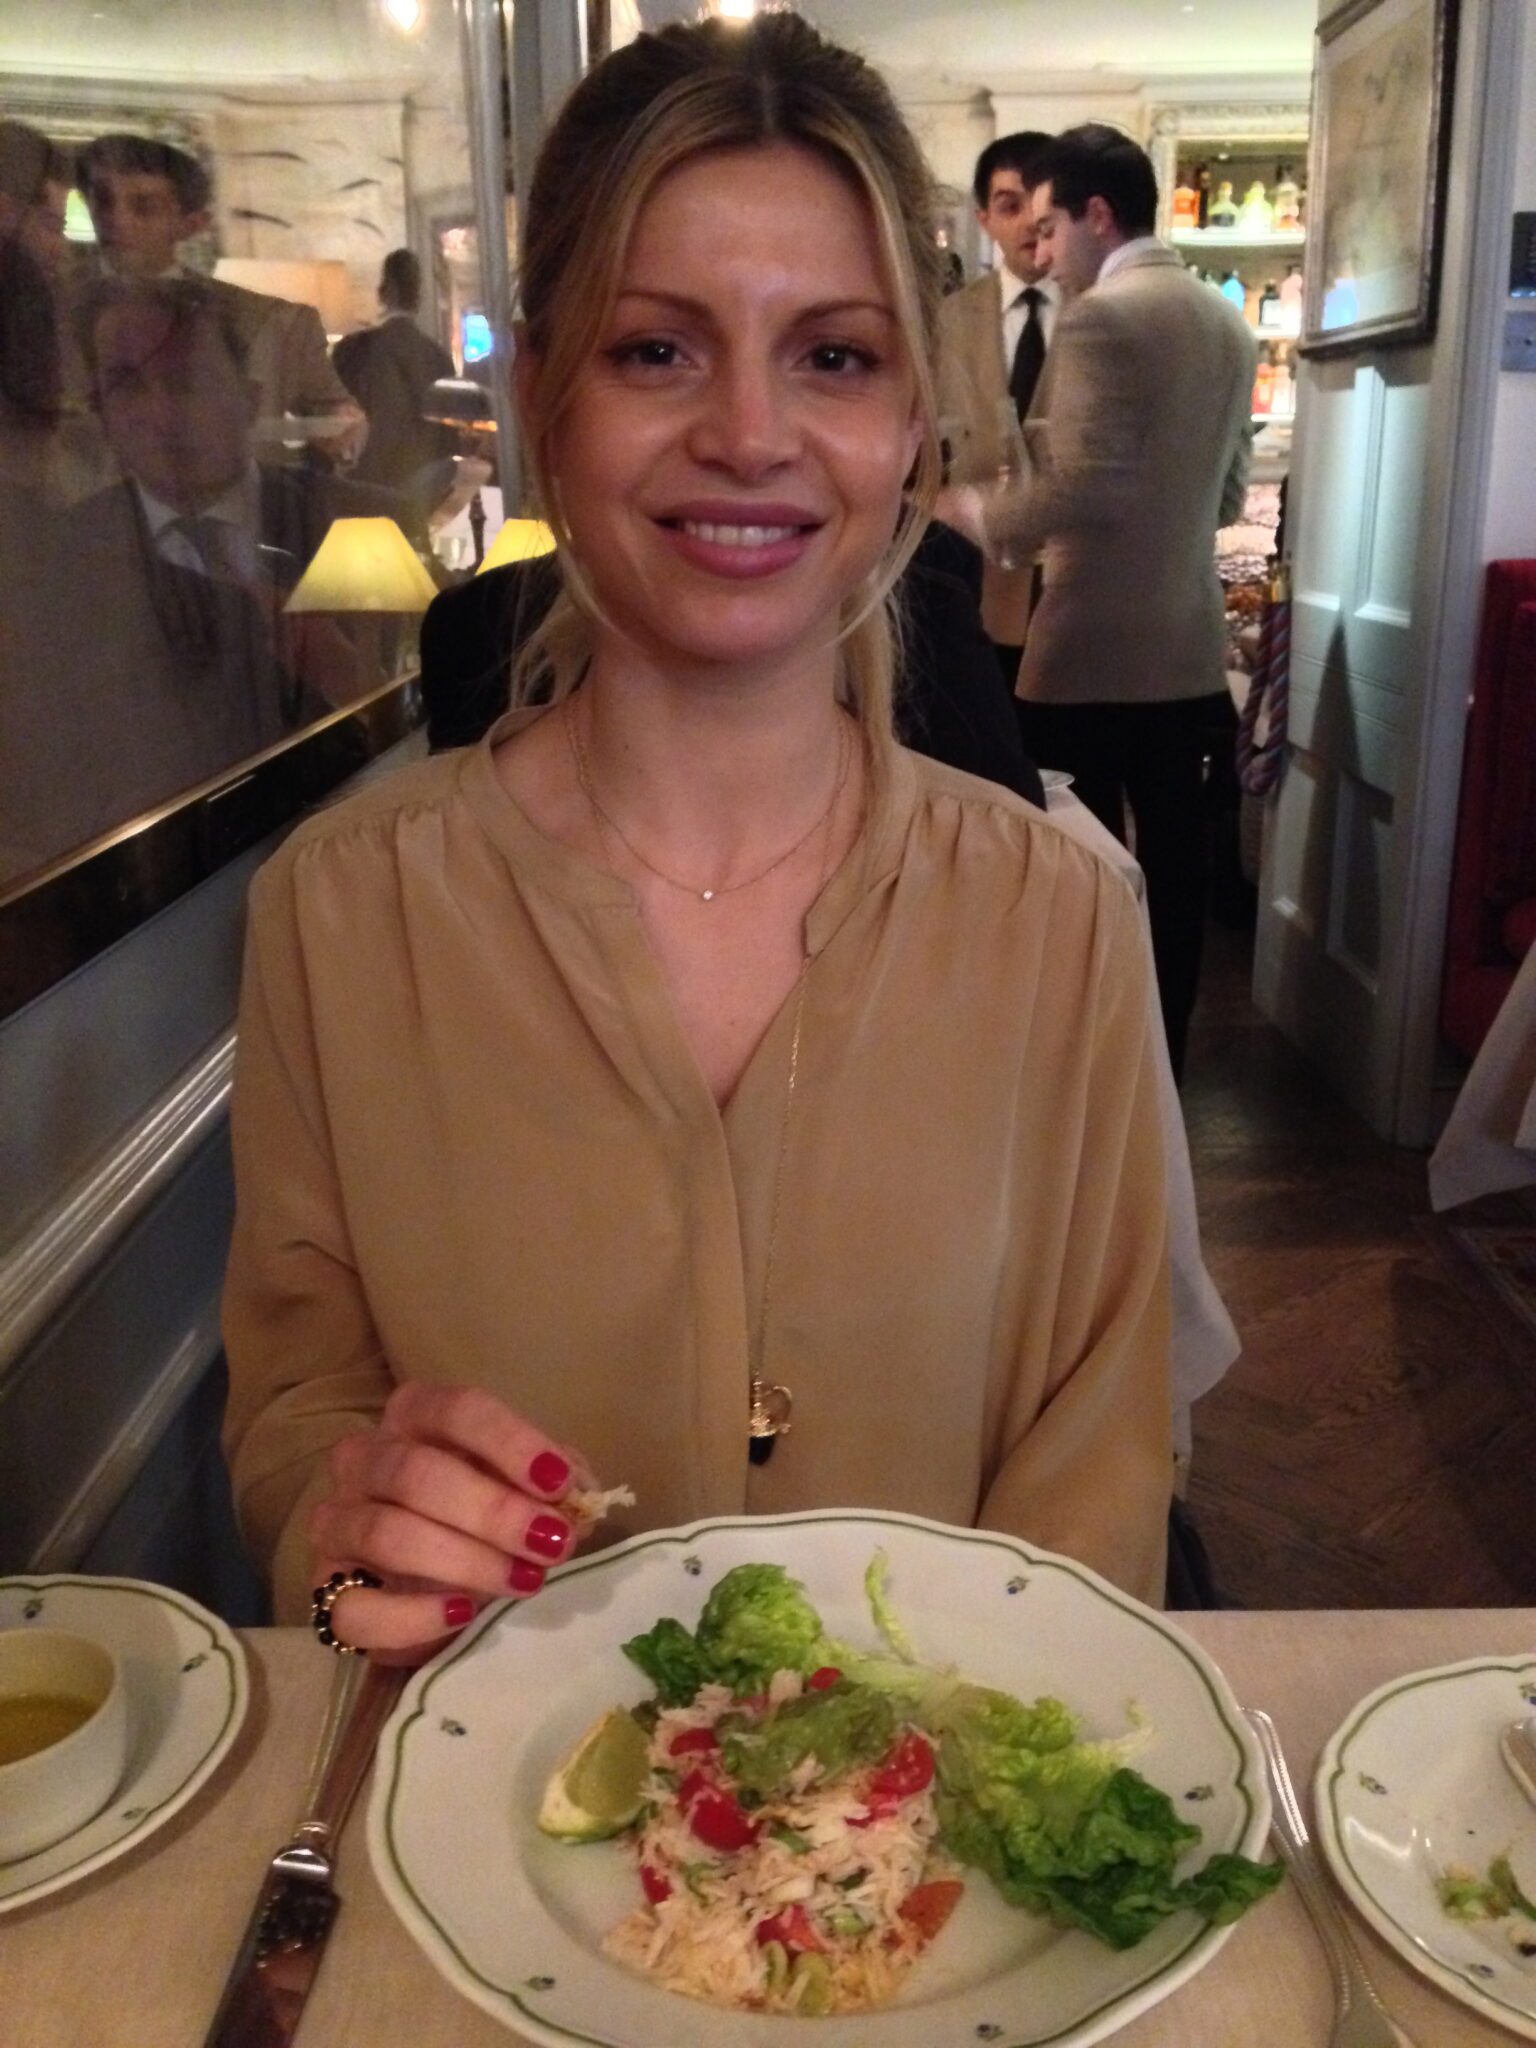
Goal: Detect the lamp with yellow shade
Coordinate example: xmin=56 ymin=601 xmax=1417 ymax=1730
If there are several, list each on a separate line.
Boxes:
xmin=283 ymin=516 xmax=439 ymax=699
xmin=284 ymin=517 xmax=439 ymax=614
xmin=475 ymin=517 xmax=556 ymax=575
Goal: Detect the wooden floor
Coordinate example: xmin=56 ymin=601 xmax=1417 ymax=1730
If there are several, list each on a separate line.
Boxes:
xmin=1182 ymin=922 xmax=1536 ymax=1610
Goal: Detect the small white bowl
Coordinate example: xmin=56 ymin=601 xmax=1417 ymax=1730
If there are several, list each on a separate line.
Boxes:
xmin=0 ymin=1628 xmax=131 ymax=1863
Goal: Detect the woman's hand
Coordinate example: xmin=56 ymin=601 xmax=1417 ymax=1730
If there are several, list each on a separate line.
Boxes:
xmin=307 ymin=1382 xmax=596 ymax=1662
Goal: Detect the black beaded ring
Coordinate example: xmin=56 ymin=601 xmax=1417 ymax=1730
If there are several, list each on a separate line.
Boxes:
xmin=310 ymin=1567 xmax=383 ymax=1654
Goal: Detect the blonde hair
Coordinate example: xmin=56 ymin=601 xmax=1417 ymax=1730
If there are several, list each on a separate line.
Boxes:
xmin=511 ymin=11 xmax=946 ymax=773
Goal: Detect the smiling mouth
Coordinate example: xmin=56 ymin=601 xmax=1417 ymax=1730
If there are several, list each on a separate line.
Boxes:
xmin=660 ymin=518 xmax=818 ymax=549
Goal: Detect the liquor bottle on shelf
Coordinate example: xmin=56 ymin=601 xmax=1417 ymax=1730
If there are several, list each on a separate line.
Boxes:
xmin=1252 ymin=345 xmax=1276 ymax=418
xmin=1196 ymin=162 xmax=1212 ymax=227
xmin=1219 ymin=269 xmax=1246 ymax=312
xmin=1257 ymin=279 xmax=1282 ymax=331
xmin=1208 ymin=179 xmax=1239 ymax=228
xmin=1270 ymin=354 xmax=1295 ymax=419
xmin=1278 ymin=263 xmax=1304 ymax=335
xmin=1172 ymin=172 xmax=1200 ymax=229
xmin=1235 ymin=181 xmax=1275 ymax=234
xmin=1273 ymin=163 xmax=1302 ymax=233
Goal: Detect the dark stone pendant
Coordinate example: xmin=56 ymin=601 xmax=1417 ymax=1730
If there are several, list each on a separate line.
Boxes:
xmin=748 ymin=1434 xmax=775 ymax=1466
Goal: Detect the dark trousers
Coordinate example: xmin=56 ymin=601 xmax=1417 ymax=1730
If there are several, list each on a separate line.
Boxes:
xmin=1014 ymin=695 xmax=1227 ymax=1081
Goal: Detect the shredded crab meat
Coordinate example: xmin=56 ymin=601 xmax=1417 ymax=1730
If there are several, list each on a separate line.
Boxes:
xmin=561 ymin=1482 xmax=635 ymax=1535
xmin=599 ymin=1679 xmax=958 ymax=2015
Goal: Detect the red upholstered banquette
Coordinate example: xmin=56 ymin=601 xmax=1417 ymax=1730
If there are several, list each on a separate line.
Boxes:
xmin=1440 ymin=560 xmax=1536 ymax=1061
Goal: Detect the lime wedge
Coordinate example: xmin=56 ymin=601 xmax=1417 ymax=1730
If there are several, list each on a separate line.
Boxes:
xmin=538 ymin=1708 xmax=650 ymax=1842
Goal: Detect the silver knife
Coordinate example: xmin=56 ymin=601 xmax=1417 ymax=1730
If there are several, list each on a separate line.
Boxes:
xmin=202 ymin=1654 xmax=405 ymax=2048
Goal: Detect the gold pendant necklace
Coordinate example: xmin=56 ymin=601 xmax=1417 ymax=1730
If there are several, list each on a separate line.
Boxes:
xmin=564 ymin=696 xmax=851 ymax=904
xmin=563 ymin=691 xmax=853 ymax=1461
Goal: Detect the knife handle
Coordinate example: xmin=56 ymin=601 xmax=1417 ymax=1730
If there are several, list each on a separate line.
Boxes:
xmin=293 ymin=1656 xmax=405 ymax=1848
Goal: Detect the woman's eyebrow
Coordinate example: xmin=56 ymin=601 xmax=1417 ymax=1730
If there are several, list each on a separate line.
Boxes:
xmin=612 ymin=287 xmax=897 ymax=323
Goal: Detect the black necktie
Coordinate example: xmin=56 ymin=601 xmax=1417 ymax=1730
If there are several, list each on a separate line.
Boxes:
xmin=1008 ymin=287 xmax=1046 ymax=422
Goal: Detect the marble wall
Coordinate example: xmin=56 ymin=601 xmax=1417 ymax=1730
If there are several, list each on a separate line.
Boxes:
xmin=209 ymin=100 xmax=411 ymax=331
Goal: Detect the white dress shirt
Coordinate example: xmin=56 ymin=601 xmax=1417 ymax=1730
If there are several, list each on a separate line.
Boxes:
xmin=136 ymin=465 xmax=264 ymax=583
xmin=1095 ymin=235 xmax=1166 ymax=288
xmin=999 ymin=274 xmax=1060 ymax=370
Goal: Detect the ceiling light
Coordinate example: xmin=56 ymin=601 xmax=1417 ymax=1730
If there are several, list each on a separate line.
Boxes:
xmin=717 ymin=0 xmax=757 ymax=18
xmin=382 ymin=0 xmax=424 ymax=32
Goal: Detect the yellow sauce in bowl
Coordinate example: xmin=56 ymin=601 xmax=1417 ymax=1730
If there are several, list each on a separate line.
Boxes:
xmin=0 ymin=1694 xmax=97 ymax=1766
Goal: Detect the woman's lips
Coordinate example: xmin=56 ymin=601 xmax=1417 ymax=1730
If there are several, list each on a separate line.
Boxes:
xmin=656 ymin=511 xmax=821 ymax=581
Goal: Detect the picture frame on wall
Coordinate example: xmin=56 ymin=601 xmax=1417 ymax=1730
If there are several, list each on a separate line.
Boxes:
xmin=1301 ymin=0 xmax=1459 ymax=356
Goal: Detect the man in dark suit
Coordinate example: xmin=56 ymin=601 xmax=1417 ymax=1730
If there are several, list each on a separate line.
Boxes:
xmin=24 ymin=278 xmax=415 ymax=858
xmin=332 ymin=250 xmax=456 ymax=504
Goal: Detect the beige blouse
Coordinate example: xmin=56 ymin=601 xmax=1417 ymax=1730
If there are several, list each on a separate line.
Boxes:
xmin=222 ymin=715 xmax=1173 ymax=1621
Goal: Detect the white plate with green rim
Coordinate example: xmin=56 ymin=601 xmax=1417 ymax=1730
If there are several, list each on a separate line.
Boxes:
xmin=1315 ymin=1656 xmax=1536 ymax=2040
xmin=369 ymin=1509 xmax=1273 ymax=2048
xmin=0 ymin=1573 xmax=248 ymax=1914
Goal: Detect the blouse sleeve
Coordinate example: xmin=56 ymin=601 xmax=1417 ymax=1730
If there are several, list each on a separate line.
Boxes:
xmin=977 ymin=857 xmax=1173 ymax=1606
xmin=221 ymin=847 xmax=396 ymax=1621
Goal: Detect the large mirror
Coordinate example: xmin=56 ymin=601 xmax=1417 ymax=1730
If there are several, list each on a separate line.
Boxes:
xmin=0 ymin=0 xmax=507 ymax=1006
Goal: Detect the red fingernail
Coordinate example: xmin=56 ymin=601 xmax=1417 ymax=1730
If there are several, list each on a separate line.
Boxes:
xmin=526 ymin=1514 xmax=570 ymax=1560
xmin=529 ymin=1450 xmax=571 ymax=1496
xmin=509 ymin=1557 xmax=546 ymax=1595
xmin=444 ymin=1596 xmax=475 ymax=1628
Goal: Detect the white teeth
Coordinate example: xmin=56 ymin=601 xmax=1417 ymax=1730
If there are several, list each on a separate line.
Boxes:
xmin=680 ymin=521 xmax=799 ymax=547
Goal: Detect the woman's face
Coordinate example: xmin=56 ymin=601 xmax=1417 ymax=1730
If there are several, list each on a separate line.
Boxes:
xmin=542 ymin=141 xmax=923 ymax=682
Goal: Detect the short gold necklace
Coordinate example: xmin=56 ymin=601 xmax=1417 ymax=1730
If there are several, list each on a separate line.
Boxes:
xmin=563 ymin=690 xmax=853 ymax=1461
xmin=564 ymin=695 xmax=851 ymax=904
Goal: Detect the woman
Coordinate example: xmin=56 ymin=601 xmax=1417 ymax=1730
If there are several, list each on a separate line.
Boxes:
xmin=222 ymin=12 xmax=1172 ymax=1657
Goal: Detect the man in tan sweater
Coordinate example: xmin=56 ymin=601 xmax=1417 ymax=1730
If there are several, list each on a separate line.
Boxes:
xmin=942 ymin=125 xmax=1255 ymax=1079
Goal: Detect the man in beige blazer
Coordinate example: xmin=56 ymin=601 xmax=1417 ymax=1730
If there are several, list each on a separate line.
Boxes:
xmin=936 ymin=131 xmax=1059 ymax=672
xmin=941 ymin=125 xmax=1255 ymax=1079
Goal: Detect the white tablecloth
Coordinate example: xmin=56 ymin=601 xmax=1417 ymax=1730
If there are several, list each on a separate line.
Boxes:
xmin=1429 ymin=939 xmax=1536 ymax=1209
xmin=1043 ymin=788 xmax=1240 ymax=1425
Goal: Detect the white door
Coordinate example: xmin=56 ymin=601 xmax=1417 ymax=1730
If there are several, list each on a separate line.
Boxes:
xmin=1253 ymin=0 xmax=1521 ymax=1143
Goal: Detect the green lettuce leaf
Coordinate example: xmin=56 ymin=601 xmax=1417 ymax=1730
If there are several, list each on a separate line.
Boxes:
xmin=620 ymin=1616 xmax=707 ymax=1707
xmin=720 ymin=1681 xmax=897 ymax=1798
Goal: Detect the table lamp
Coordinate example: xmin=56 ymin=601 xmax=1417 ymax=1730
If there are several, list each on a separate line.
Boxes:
xmin=476 ymin=517 xmax=556 ymax=575
xmin=284 ymin=516 xmax=439 ymax=692
xmin=285 ymin=517 xmax=438 ymax=614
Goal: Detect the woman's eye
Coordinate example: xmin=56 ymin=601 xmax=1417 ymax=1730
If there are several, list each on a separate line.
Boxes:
xmin=807 ymin=342 xmax=877 ymax=376
xmin=610 ymin=337 xmax=682 ymax=370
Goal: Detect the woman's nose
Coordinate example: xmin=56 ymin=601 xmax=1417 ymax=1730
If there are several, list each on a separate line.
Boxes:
xmin=688 ymin=358 xmax=798 ymax=477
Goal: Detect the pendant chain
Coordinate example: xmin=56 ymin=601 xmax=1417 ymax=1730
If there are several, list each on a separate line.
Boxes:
xmin=562 ymin=690 xmax=854 ymax=1460
xmin=564 ymin=695 xmax=851 ymax=904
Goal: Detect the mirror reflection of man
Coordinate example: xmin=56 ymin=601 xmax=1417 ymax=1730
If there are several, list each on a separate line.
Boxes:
xmin=936 ymin=131 xmax=1059 ymax=683
xmin=0 ymin=282 xmax=409 ymax=873
xmin=75 ymin=133 xmax=365 ymax=466
xmin=332 ymin=249 xmax=457 ymax=505
xmin=0 ymin=119 xmax=103 ymax=501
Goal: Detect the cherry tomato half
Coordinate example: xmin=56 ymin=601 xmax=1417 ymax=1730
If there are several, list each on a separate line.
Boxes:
xmin=668 ymin=1727 xmax=719 ymax=1756
xmin=868 ymin=1730 xmax=934 ymax=1801
xmin=688 ymin=1788 xmax=760 ymax=1854
xmin=899 ymin=1879 xmax=964 ymax=1942
xmin=755 ymin=1904 xmax=826 ymax=1954
xmin=640 ymin=1863 xmax=672 ymax=1904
